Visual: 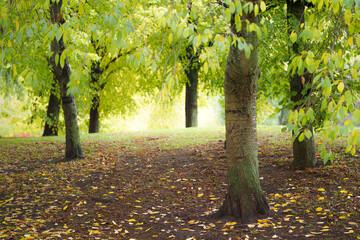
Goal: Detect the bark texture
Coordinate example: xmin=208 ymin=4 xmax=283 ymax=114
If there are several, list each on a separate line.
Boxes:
xmin=88 ymin=60 xmax=104 ymax=133
xmin=217 ymin=4 xmax=269 ymax=223
xmin=49 ymin=0 xmax=84 ymax=159
xmin=185 ymin=44 xmax=200 ymax=128
xmin=287 ymin=0 xmax=316 ymax=169
xmin=184 ymin=1 xmax=200 ymax=128
xmin=43 ymin=82 xmax=61 ymax=136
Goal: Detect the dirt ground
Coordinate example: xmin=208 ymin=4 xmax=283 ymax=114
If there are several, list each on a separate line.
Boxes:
xmin=0 ymin=131 xmax=359 ymax=239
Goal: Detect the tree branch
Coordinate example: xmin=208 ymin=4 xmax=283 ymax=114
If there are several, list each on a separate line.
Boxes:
xmin=215 ymin=0 xmax=229 ymax=8
xmin=103 ymin=48 xmax=136 ymax=72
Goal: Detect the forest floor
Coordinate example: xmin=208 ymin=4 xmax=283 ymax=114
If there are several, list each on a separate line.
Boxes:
xmin=0 ymin=127 xmax=359 ymax=240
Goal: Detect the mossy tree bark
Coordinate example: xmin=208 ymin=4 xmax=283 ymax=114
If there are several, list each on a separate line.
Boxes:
xmin=287 ymin=0 xmax=316 ymax=169
xmin=49 ymin=0 xmax=84 ymax=159
xmin=185 ymin=43 xmax=200 ymax=128
xmin=43 ymin=82 xmax=61 ymax=136
xmin=216 ymin=2 xmax=269 ymax=223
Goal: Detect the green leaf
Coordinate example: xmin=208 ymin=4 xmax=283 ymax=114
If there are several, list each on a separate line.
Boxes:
xmin=225 ymin=8 xmax=231 ymax=23
xmin=298 ymin=132 xmax=304 ymax=142
xmin=305 ymin=129 xmax=312 ymax=139
xmin=56 ymin=29 xmax=62 ymax=41
xmin=60 ymin=54 xmax=65 ymax=69
xmin=229 ymin=2 xmax=235 ymax=13
xmin=254 ymin=4 xmax=259 ymax=16
xmin=307 ymin=108 xmax=314 ymax=121
xmin=26 ymin=27 xmax=33 ymax=38
xmin=125 ymin=21 xmax=134 ymax=33
xmin=16 ymin=31 xmax=23 ymax=43
xmin=290 ymin=31 xmax=297 ymax=43
xmin=323 ymin=152 xmax=329 ymax=165
xmin=55 ymin=54 xmax=59 ymax=66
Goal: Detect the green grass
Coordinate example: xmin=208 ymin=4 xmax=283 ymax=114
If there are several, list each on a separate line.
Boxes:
xmin=0 ymin=125 xmax=286 ymax=150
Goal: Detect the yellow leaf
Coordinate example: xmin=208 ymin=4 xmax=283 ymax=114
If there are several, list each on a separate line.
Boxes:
xmin=188 ymin=220 xmax=195 ymax=224
xmin=316 ymin=207 xmax=323 ymax=212
xmin=203 ymin=61 xmax=209 ymax=74
xmin=168 ymin=33 xmax=173 ymax=44
xmin=318 ymin=197 xmax=324 ymax=200
xmin=63 ymin=205 xmax=68 ymax=210
xmin=197 ymin=193 xmax=203 ymax=197
xmin=317 ymin=188 xmax=325 ymax=192
xmin=225 ymin=222 xmax=237 ymax=226
xmin=290 ymin=31 xmax=297 ymax=43
xmin=126 ymin=219 xmax=137 ymax=222
xmin=88 ymin=230 xmax=101 ymax=235
xmin=338 ymin=82 xmax=345 ymax=93
xmin=260 ymin=1 xmax=266 ymax=12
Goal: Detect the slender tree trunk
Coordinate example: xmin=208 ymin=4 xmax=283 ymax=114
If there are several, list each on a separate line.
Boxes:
xmin=88 ymin=60 xmax=103 ymax=133
xmin=185 ymin=44 xmax=199 ymax=128
xmin=287 ymin=0 xmax=316 ymax=169
xmin=49 ymin=0 xmax=84 ymax=159
xmin=216 ymin=3 xmax=269 ymax=223
xmin=43 ymin=82 xmax=61 ymax=136
xmin=89 ymin=95 xmax=100 ymax=133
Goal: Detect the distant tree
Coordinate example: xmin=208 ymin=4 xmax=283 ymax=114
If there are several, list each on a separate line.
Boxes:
xmin=286 ymin=0 xmax=316 ymax=168
xmin=43 ymin=81 xmax=61 ymax=136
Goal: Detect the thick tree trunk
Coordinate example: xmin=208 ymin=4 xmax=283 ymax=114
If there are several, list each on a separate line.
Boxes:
xmin=43 ymin=82 xmax=61 ymax=136
xmin=49 ymin=0 xmax=84 ymax=159
xmin=216 ymin=4 xmax=269 ymax=223
xmin=185 ymin=44 xmax=199 ymax=128
xmin=287 ymin=0 xmax=316 ymax=169
xmin=89 ymin=95 xmax=100 ymax=133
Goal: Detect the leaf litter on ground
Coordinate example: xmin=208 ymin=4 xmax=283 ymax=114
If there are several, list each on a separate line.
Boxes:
xmin=0 ymin=127 xmax=359 ymax=239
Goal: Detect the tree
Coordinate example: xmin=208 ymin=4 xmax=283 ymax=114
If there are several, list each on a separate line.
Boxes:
xmin=216 ymin=0 xmax=269 ymax=222
xmin=184 ymin=42 xmax=200 ymax=128
xmin=43 ymin=81 xmax=61 ymax=136
xmin=48 ymin=0 xmax=84 ymax=159
xmin=285 ymin=0 xmax=360 ymax=164
xmin=183 ymin=1 xmax=201 ymax=128
xmin=286 ymin=0 xmax=316 ymax=168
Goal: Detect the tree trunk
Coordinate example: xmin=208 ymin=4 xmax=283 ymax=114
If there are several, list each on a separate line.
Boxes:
xmin=88 ymin=60 xmax=104 ymax=133
xmin=287 ymin=0 xmax=316 ymax=169
xmin=89 ymin=95 xmax=100 ymax=133
xmin=185 ymin=44 xmax=199 ymax=128
xmin=49 ymin=0 xmax=84 ymax=159
xmin=216 ymin=4 xmax=269 ymax=223
xmin=43 ymin=82 xmax=61 ymax=136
